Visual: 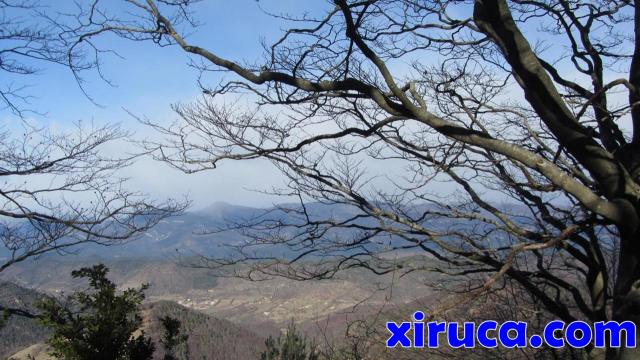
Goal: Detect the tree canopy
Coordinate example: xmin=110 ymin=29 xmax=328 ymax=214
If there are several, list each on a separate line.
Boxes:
xmin=37 ymin=264 xmax=155 ymax=360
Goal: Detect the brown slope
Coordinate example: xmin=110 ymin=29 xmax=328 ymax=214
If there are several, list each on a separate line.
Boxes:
xmin=143 ymin=301 xmax=266 ymax=360
xmin=0 ymin=282 xmax=49 ymax=359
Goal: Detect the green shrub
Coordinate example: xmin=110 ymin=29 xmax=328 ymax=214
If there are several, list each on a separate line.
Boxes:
xmin=37 ymin=264 xmax=155 ymax=360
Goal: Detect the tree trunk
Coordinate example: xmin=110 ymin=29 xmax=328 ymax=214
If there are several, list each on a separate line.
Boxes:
xmin=609 ymin=227 xmax=640 ymax=359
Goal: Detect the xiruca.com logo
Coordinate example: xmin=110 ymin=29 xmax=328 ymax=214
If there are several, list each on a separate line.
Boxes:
xmin=386 ymin=312 xmax=636 ymax=349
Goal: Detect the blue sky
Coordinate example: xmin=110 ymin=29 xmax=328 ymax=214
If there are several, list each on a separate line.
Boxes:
xmin=1 ymin=0 xmax=335 ymax=209
xmin=15 ymin=0 xmax=328 ymax=122
xmin=4 ymin=0 xmax=625 ymax=210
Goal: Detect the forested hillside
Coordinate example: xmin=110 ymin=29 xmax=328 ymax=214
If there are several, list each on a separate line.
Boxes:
xmin=5 ymin=300 xmax=266 ymax=360
xmin=0 ymin=283 xmax=49 ymax=359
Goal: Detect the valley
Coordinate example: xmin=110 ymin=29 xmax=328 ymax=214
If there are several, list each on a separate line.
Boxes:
xmin=0 ymin=255 xmax=442 ymax=359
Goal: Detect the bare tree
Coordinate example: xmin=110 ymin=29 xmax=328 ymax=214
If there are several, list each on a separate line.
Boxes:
xmin=0 ymin=1 xmax=185 ymax=273
xmin=0 ymin=0 xmax=97 ymax=116
xmin=63 ymin=0 xmax=640 ymax=358
xmin=0 ymin=121 xmax=185 ymax=273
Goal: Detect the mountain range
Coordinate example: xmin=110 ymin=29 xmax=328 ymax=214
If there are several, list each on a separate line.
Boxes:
xmin=2 ymin=200 xmax=526 ymax=264
xmin=0 ymin=201 xmax=540 ymax=359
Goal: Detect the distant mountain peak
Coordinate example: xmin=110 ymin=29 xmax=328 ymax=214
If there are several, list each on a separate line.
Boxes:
xmin=196 ymin=201 xmax=258 ymax=214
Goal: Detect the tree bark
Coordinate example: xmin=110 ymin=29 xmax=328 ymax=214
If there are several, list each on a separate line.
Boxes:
xmin=609 ymin=226 xmax=640 ymax=359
